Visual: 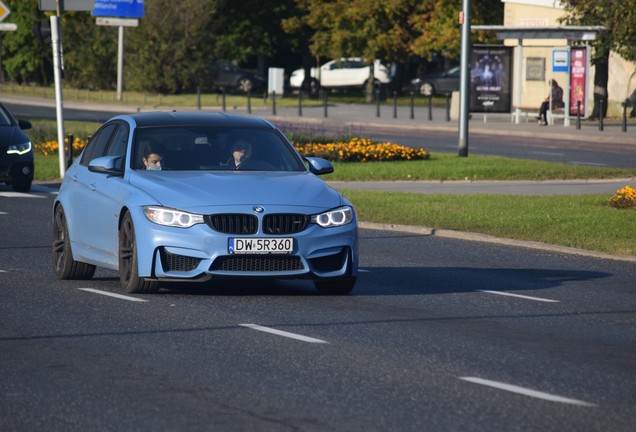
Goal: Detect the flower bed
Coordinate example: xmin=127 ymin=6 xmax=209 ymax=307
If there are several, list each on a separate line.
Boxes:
xmin=35 ymin=136 xmax=430 ymax=163
xmin=35 ymin=137 xmax=87 ymax=156
xmin=294 ymin=138 xmax=429 ymax=163
xmin=608 ymin=185 xmax=636 ymax=209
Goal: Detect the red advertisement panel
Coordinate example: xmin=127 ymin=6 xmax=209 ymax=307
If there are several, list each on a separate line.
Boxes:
xmin=569 ymin=47 xmax=587 ymax=116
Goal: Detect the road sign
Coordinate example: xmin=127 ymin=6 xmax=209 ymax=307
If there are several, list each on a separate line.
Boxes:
xmin=96 ymin=17 xmax=138 ymax=27
xmin=92 ymin=0 xmax=144 ymax=18
xmin=0 ymin=0 xmax=10 ymax=22
xmin=552 ymin=50 xmax=569 ymax=73
xmin=0 ymin=23 xmax=17 ymax=31
xmin=39 ymin=0 xmax=95 ymax=12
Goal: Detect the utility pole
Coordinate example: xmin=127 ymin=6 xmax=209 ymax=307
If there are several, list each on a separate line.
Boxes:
xmin=51 ymin=0 xmax=66 ymax=176
xmin=458 ymin=0 xmax=472 ymax=157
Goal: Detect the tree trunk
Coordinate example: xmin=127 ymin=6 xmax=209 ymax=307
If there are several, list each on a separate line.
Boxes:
xmin=590 ymin=51 xmax=609 ymax=119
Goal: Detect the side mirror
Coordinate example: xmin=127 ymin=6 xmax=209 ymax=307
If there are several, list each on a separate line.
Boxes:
xmin=88 ymin=155 xmax=123 ymax=176
xmin=18 ymin=119 xmax=32 ymax=130
xmin=304 ymin=157 xmax=334 ymax=175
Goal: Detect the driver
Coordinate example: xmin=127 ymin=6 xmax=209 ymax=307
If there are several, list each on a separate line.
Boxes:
xmin=227 ymin=138 xmax=253 ymax=169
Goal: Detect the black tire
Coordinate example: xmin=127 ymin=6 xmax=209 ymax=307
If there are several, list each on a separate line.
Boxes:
xmin=314 ymin=277 xmax=356 ymax=295
xmin=119 ymin=212 xmax=158 ymax=294
xmin=12 ymin=178 xmax=32 ymax=193
xmin=52 ymin=205 xmax=96 ymax=280
xmin=237 ymin=77 xmax=254 ymax=93
xmin=420 ymin=82 xmax=435 ymax=97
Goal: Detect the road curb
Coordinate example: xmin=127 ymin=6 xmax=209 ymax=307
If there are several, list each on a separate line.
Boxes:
xmin=359 ymin=221 xmax=636 ymax=263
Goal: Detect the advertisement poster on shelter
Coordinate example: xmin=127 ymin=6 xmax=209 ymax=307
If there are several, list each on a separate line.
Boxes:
xmin=470 ymin=46 xmax=513 ymax=113
xmin=569 ymin=46 xmax=588 ymax=117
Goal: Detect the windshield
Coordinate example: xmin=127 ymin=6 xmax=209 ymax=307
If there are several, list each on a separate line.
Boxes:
xmin=133 ymin=126 xmax=306 ymax=172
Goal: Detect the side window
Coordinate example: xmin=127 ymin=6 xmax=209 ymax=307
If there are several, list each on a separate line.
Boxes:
xmin=105 ymin=124 xmax=129 ymax=171
xmin=106 ymin=125 xmax=129 ymax=158
xmin=80 ymin=123 xmax=118 ymax=166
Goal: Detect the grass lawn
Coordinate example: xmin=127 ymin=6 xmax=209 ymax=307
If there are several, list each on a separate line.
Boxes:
xmin=340 ymin=190 xmax=635 ymax=256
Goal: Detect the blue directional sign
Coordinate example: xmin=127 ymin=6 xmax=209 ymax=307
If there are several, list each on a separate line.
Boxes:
xmin=92 ymin=0 xmax=144 ymax=18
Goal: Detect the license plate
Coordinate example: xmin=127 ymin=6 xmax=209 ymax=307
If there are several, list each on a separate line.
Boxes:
xmin=229 ymin=237 xmax=293 ymax=254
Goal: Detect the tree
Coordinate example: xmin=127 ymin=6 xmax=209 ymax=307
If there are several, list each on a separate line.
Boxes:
xmin=283 ymin=0 xmax=503 ymax=96
xmin=1 ymin=0 xmax=50 ymax=84
xmin=210 ymin=0 xmax=297 ymax=75
xmin=126 ymin=0 xmax=216 ymax=94
xmin=560 ymin=0 xmax=636 ymax=118
xmin=61 ymin=12 xmax=118 ymax=90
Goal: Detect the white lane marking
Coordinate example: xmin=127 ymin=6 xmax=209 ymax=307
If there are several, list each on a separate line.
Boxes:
xmin=78 ymin=288 xmax=148 ymax=302
xmin=359 ymin=269 xmax=370 ymax=273
xmin=240 ymin=323 xmax=328 ymax=344
xmin=478 ymin=290 xmax=559 ymax=303
xmin=0 ymin=192 xmax=45 ymax=198
xmin=0 ymin=270 xmax=7 ymax=273
xmin=460 ymin=377 xmax=596 ymax=406
xmin=0 ymin=212 xmax=7 ymax=215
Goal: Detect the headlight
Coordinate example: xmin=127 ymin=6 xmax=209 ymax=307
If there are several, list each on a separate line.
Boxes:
xmin=6 ymin=141 xmax=32 ymax=155
xmin=311 ymin=206 xmax=353 ymax=228
xmin=143 ymin=206 xmax=204 ymax=228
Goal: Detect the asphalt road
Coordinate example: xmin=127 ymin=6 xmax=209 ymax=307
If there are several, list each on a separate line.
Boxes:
xmin=1 ymin=185 xmax=635 ymax=431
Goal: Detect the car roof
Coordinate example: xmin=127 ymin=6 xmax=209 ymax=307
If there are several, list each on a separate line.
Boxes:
xmin=120 ymin=111 xmax=276 ymax=129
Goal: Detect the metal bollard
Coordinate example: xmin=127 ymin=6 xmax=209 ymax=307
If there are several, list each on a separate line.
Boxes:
xmin=197 ymin=86 xmax=201 ymax=110
xmin=376 ymin=89 xmax=381 ymax=118
xmin=428 ymin=95 xmax=432 ymax=121
xmin=576 ymin=101 xmax=581 ymax=130
xmin=272 ymin=91 xmax=277 ymax=115
xmin=446 ymin=94 xmax=451 ymax=122
xmin=622 ymin=99 xmax=628 ymax=133
xmin=66 ymin=134 xmax=74 ymax=168
xmin=222 ymin=88 xmax=226 ymax=112
xmin=410 ymin=91 xmax=414 ymax=120
xmin=323 ymin=91 xmax=328 ymax=118
xmin=298 ymin=91 xmax=303 ymax=117
xmin=247 ymin=90 xmax=251 ymax=114
xmin=599 ymin=99 xmax=604 ymax=131
xmin=393 ymin=91 xmax=397 ymax=119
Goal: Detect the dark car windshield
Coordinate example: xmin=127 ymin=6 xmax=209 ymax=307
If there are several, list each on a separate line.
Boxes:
xmin=133 ymin=126 xmax=305 ymax=172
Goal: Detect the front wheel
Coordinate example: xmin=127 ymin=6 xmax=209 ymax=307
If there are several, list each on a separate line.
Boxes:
xmin=52 ymin=205 xmax=96 ymax=280
xmin=314 ymin=277 xmax=356 ymax=295
xmin=119 ymin=212 xmax=158 ymax=294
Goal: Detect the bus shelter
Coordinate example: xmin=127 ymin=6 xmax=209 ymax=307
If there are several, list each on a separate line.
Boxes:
xmin=472 ymin=26 xmax=605 ymax=126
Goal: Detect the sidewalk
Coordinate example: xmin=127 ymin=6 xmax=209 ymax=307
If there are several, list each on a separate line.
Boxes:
xmin=258 ymin=102 xmax=636 ymax=146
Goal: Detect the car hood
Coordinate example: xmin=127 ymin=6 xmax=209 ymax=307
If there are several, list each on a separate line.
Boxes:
xmin=129 ymin=170 xmax=343 ymax=211
xmin=0 ymin=125 xmax=30 ymax=149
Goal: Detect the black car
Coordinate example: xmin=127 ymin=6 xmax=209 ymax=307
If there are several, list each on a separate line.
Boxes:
xmin=0 ymin=103 xmax=34 ymax=192
xmin=210 ymin=60 xmax=266 ymax=93
xmin=411 ymin=66 xmax=460 ymax=97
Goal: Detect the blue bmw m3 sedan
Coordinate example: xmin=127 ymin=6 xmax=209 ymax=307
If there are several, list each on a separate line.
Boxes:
xmin=52 ymin=112 xmax=358 ymax=294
